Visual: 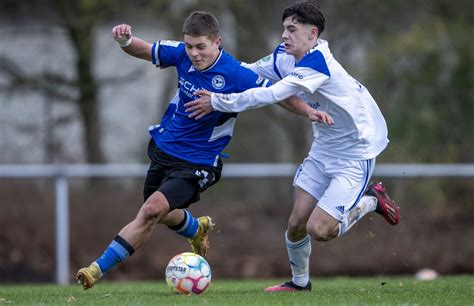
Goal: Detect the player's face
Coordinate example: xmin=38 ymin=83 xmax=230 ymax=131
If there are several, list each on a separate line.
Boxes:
xmin=282 ymin=16 xmax=318 ymax=61
xmin=184 ymin=35 xmax=221 ymax=71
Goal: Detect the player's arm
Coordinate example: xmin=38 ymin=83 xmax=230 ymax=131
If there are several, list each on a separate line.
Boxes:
xmin=278 ymin=96 xmax=308 ymax=116
xmin=279 ymin=96 xmax=334 ymax=125
xmin=112 ymin=24 xmax=153 ymax=61
xmin=188 ymin=79 xmax=300 ymax=116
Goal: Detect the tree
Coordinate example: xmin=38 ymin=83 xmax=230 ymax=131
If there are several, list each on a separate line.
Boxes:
xmin=366 ymin=1 xmax=474 ymax=162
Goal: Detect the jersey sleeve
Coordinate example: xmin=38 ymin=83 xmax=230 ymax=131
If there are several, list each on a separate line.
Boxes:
xmin=243 ymin=44 xmax=294 ymax=83
xmin=210 ymin=78 xmax=302 ymax=113
xmin=290 ymin=50 xmax=331 ymax=93
xmin=234 ymin=64 xmax=272 ymax=92
xmin=151 ymin=40 xmax=184 ymax=67
xmin=244 ymin=54 xmax=279 ymax=81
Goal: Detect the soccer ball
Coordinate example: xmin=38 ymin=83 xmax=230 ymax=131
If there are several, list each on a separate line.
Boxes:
xmin=165 ymin=252 xmax=211 ymax=295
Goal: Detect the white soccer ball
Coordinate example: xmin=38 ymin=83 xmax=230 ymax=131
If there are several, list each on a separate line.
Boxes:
xmin=165 ymin=252 xmax=211 ymax=295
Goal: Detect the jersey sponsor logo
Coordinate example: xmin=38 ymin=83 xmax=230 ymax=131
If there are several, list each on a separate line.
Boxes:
xmin=178 ymin=76 xmax=202 ymax=99
xmin=212 ymin=75 xmax=225 ymax=89
xmin=290 ymin=71 xmax=305 ymax=79
xmin=335 ymin=206 xmax=345 ymax=213
xmin=160 ymin=40 xmax=180 ymax=47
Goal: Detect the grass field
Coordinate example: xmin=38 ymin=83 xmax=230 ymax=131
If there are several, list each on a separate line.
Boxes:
xmin=0 ymin=276 xmax=472 ymax=305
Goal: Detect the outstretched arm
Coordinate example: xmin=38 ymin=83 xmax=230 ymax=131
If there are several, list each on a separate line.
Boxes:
xmin=279 ymin=96 xmax=334 ymax=125
xmin=185 ymin=79 xmax=301 ymax=119
xmin=278 ymin=96 xmax=310 ymax=116
xmin=112 ymin=24 xmax=153 ymax=61
xmin=185 ymin=90 xmax=333 ymax=125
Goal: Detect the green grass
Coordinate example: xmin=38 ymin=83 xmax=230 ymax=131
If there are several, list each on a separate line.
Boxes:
xmin=0 ymin=276 xmax=472 ymax=305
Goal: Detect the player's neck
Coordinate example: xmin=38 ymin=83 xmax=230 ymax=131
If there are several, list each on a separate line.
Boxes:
xmin=294 ymin=40 xmax=318 ymax=63
xmin=198 ymin=50 xmax=221 ymax=71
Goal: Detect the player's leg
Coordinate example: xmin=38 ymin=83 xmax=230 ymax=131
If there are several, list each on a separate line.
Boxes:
xmin=77 ymin=189 xmax=171 ymax=289
xmin=160 ymin=159 xmax=222 ymax=256
xmin=265 ymin=158 xmax=327 ymax=292
xmin=156 ymin=175 xmax=215 ymax=257
xmin=313 ymin=158 xmax=379 ymax=238
xmin=287 ymin=187 xmax=316 ymax=285
xmin=265 ymin=188 xmax=315 ymax=292
xmin=76 ymin=157 xmax=168 ymax=289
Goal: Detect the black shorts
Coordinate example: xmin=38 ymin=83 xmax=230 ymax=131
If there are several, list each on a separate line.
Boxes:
xmin=143 ymin=140 xmax=223 ymax=211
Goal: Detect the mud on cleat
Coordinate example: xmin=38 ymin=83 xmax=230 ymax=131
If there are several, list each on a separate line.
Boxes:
xmin=76 ymin=262 xmax=102 ymax=290
xmin=264 ymin=281 xmax=312 ymax=292
xmin=366 ymin=182 xmax=400 ymax=225
xmin=188 ymin=216 xmax=215 ymax=257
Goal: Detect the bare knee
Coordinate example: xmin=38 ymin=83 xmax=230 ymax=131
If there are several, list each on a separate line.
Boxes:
xmin=306 ymin=219 xmax=338 ymax=241
xmin=287 ymin=216 xmax=308 ymax=240
xmin=141 ymin=193 xmax=169 ymax=224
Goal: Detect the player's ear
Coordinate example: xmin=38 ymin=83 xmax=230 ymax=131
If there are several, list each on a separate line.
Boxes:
xmin=309 ymin=26 xmax=318 ymax=40
xmin=214 ymin=36 xmax=222 ymax=49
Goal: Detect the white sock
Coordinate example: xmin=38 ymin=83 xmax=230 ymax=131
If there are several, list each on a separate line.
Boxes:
xmin=339 ymin=195 xmax=377 ymax=236
xmin=286 ymin=231 xmax=311 ymax=287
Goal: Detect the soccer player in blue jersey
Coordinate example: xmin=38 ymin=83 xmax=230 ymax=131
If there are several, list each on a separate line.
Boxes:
xmin=185 ymin=2 xmax=400 ymax=292
xmin=76 ymin=11 xmax=330 ymax=290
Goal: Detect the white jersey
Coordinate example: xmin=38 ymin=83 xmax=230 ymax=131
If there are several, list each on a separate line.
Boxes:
xmin=212 ymin=39 xmax=389 ymax=160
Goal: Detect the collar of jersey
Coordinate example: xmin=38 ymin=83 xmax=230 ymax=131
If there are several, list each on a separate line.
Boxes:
xmin=305 ymin=39 xmax=328 ymax=56
xmin=195 ymin=49 xmax=223 ymax=73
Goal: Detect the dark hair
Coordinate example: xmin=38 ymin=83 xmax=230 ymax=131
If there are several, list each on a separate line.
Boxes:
xmin=282 ymin=1 xmax=325 ymax=36
xmin=183 ymin=11 xmax=220 ymax=40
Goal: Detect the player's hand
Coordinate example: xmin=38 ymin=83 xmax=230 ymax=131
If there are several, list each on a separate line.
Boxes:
xmin=185 ymin=90 xmax=214 ymax=119
xmin=308 ymin=109 xmax=334 ymax=125
xmin=112 ymin=24 xmax=132 ymax=47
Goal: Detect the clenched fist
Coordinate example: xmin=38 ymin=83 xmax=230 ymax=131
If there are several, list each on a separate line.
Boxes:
xmin=112 ymin=24 xmax=132 ymax=47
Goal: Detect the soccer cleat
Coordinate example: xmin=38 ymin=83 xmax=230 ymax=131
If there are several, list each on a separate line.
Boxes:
xmin=264 ymin=281 xmax=312 ymax=292
xmin=188 ymin=216 xmax=215 ymax=257
xmin=366 ymin=182 xmax=400 ymax=225
xmin=76 ymin=262 xmax=102 ymax=290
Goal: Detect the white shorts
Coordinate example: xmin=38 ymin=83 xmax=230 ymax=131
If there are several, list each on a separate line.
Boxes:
xmin=293 ymin=151 xmax=375 ymax=222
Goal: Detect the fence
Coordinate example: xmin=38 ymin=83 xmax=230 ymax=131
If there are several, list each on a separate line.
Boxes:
xmin=1 ymin=163 xmax=473 ymax=284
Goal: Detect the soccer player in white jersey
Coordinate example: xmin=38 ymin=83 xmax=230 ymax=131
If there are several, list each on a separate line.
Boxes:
xmin=76 ymin=11 xmax=331 ymax=290
xmin=185 ymin=1 xmax=400 ymax=292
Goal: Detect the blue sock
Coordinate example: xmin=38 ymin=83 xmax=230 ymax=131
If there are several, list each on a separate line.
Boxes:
xmin=95 ymin=235 xmax=135 ymax=273
xmin=168 ymin=210 xmax=199 ymax=238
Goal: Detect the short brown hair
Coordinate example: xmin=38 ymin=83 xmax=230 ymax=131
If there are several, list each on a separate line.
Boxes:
xmin=282 ymin=1 xmax=325 ymax=36
xmin=183 ymin=11 xmax=220 ymax=40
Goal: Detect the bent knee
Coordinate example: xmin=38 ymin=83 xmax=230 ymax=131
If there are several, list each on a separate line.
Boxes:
xmin=306 ymin=221 xmax=338 ymax=241
xmin=141 ymin=196 xmax=169 ymax=222
xmin=287 ymin=218 xmax=307 ymax=238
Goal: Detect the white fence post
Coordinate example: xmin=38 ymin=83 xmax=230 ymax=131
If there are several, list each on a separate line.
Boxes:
xmin=55 ymin=172 xmax=69 ymax=285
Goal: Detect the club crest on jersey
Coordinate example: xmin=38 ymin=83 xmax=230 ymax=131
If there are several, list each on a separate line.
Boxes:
xmin=212 ymin=75 xmax=225 ymax=89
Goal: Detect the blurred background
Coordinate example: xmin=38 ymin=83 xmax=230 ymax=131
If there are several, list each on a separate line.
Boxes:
xmin=0 ymin=0 xmax=472 ymax=283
